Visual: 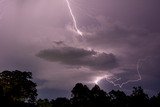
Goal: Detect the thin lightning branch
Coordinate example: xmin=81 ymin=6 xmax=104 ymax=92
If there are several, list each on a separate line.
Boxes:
xmin=94 ymin=57 xmax=149 ymax=88
xmin=106 ymin=59 xmax=143 ymax=88
xmin=65 ymin=0 xmax=83 ymax=36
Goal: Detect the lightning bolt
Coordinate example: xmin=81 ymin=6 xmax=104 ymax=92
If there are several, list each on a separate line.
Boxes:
xmin=94 ymin=57 xmax=149 ymax=88
xmin=65 ymin=0 xmax=83 ymax=36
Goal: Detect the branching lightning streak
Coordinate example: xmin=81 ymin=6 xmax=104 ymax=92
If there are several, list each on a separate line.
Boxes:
xmin=94 ymin=57 xmax=149 ymax=88
xmin=65 ymin=0 xmax=83 ymax=36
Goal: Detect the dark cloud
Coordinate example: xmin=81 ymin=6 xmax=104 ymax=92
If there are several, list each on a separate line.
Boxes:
xmin=85 ymin=18 xmax=160 ymax=53
xmin=36 ymin=46 xmax=118 ymax=71
xmin=84 ymin=17 xmax=160 ymax=69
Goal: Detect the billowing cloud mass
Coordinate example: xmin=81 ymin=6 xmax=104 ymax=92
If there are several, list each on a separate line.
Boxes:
xmin=0 ymin=0 xmax=160 ymax=98
xmin=85 ymin=16 xmax=160 ymax=57
xmin=37 ymin=46 xmax=118 ymax=71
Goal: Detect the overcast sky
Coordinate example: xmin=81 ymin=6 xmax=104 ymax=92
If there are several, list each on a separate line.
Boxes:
xmin=0 ymin=0 xmax=160 ymax=98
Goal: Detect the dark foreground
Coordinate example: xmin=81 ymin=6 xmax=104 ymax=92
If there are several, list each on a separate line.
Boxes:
xmin=0 ymin=70 xmax=160 ymax=107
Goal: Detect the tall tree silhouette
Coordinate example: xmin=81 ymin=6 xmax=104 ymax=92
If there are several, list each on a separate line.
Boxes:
xmin=0 ymin=70 xmax=37 ymax=103
xmin=70 ymin=83 xmax=90 ymax=107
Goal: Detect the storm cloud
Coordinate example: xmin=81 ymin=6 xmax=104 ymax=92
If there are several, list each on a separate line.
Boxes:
xmin=0 ymin=0 xmax=160 ymax=98
xmin=36 ymin=46 xmax=118 ymax=71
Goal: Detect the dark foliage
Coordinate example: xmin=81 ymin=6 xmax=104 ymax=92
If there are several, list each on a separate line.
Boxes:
xmin=0 ymin=70 xmax=37 ymax=107
xmin=0 ymin=70 xmax=160 ymax=107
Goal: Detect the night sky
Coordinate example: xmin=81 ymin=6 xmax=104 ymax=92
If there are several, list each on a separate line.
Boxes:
xmin=0 ymin=0 xmax=160 ymax=99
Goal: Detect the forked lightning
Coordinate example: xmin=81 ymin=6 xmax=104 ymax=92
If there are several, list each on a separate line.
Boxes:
xmin=94 ymin=57 xmax=149 ymax=88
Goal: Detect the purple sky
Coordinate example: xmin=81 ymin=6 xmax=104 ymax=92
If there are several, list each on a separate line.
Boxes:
xmin=0 ymin=0 xmax=160 ymax=98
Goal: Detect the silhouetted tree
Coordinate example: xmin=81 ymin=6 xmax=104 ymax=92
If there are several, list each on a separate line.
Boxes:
xmin=37 ymin=99 xmax=52 ymax=107
xmin=70 ymin=83 xmax=90 ymax=107
xmin=54 ymin=97 xmax=71 ymax=107
xmin=90 ymin=85 xmax=111 ymax=107
xmin=150 ymin=92 xmax=160 ymax=107
xmin=109 ymin=90 xmax=128 ymax=107
xmin=1 ymin=70 xmax=160 ymax=107
xmin=129 ymin=86 xmax=149 ymax=107
xmin=0 ymin=70 xmax=37 ymax=103
xmin=0 ymin=85 xmax=4 ymax=105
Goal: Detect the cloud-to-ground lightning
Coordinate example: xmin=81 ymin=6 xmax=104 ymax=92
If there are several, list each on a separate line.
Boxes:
xmin=65 ymin=0 xmax=83 ymax=36
xmin=64 ymin=0 xmax=150 ymax=88
xmin=94 ymin=57 xmax=149 ymax=88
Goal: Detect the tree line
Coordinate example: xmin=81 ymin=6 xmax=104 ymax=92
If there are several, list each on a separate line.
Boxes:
xmin=0 ymin=70 xmax=160 ymax=107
